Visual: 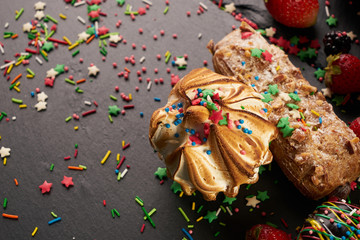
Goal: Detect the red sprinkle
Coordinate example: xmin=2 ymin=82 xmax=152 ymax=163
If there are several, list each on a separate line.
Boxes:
xmin=122 ymin=143 xmax=130 ymax=150
xmin=140 ymin=223 xmax=145 ymax=233
xmin=82 ymin=109 xmax=97 ymax=117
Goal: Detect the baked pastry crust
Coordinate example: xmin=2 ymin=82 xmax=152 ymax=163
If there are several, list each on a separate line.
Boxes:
xmin=149 ymin=68 xmax=278 ymax=200
xmin=208 ymin=22 xmax=360 ymax=200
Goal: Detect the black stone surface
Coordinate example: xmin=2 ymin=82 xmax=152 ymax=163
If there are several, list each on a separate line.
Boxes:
xmin=0 ymin=0 xmax=359 ymax=239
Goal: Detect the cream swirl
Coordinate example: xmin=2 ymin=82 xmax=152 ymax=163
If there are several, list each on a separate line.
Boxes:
xmin=149 ymin=68 xmax=278 ymax=200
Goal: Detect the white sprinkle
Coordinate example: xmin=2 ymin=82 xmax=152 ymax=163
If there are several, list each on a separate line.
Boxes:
xmin=37 ymin=40 xmax=42 ymax=47
xmin=84 ymin=101 xmax=92 ymax=106
xmin=0 ymin=45 xmax=4 ymax=55
xmin=0 ymin=61 xmax=15 ymax=70
xmin=74 ymin=0 xmax=86 ymax=7
xmin=20 ymin=52 xmax=29 ymax=56
xmin=12 ymin=116 xmax=16 ymax=121
xmin=120 ymin=168 xmax=128 ymax=178
xmin=225 ymin=206 xmax=233 ymax=216
xmin=319 ymin=218 xmax=335 ymax=236
xmin=216 ymin=207 xmax=221 ymax=216
xmin=139 ymin=56 xmax=146 ymax=63
xmin=95 ymin=21 xmax=99 ymax=35
xmin=142 ymin=0 xmax=152 ymax=5
xmin=35 ymin=56 xmax=43 ymax=65
xmin=147 ymin=81 xmax=152 ymax=91
xmin=199 ymin=2 xmax=208 ymax=10
xmin=4 ymin=22 xmax=9 ymax=29
xmin=77 ymin=16 xmax=86 ymax=25
xmin=350 ymin=209 xmax=357 ymax=216
xmin=325 ymin=6 xmax=330 ymax=17
xmin=198 ymin=33 xmax=202 ymax=39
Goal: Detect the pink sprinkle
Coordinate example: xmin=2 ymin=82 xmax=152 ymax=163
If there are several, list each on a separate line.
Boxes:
xmin=324 ymin=210 xmax=328 ymax=215
xmin=240 ymin=150 xmax=246 ymax=155
xmin=112 ymin=62 xmax=117 ymax=68
xmin=234 ymin=208 xmax=239 ymax=213
xmin=132 ymin=43 xmax=136 ymax=49
xmin=159 ymin=180 xmax=164 ymax=185
xmin=184 ymin=54 xmax=188 ymax=59
xmin=64 ymin=66 xmax=69 ymax=72
xmin=154 ymin=79 xmax=158 ymax=84
xmin=142 ymin=67 xmax=147 ymax=73
xmin=115 ymin=86 xmax=119 ymax=92
xmin=138 ymin=28 xmax=143 ymax=34
xmin=188 ymin=230 xmax=193 ymax=235
xmin=36 ymin=88 xmax=40 ymax=93
xmin=146 ymin=77 xmax=151 ymax=83
xmin=172 ymin=34 xmax=177 ymax=39
xmin=261 ymin=211 xmax=266 ymax=216
xmin=309 ymin=230 xmax=313 ymax=235
xmin=69 ymin=75 xmax=74 ymax=80
xmin=203 ymin=60 xmax=208 ymax=66
xmin=102 ymin=57 xmax=106 ymax=61
xmin=186 ymin=11 xmax=191 ymax=16
xmin=126 ymin=165 xmax=130 ymax=168
xmin=154 ymin=68 xmax=158 ymax=74
xmin=156 ymin=54 xmax=161 ymax=60
xmin=138 ymin=77 xmax=142 ymax=82
xmin=153 ymin=35 xmax=157 ymax=40
xmin=135 ymin=86 xmax=139 ymax=91
xmin=330 ymin=218 xmax=334 ymax=223
xmin=121 ymin=110 xmax=126 ymax=115
xmin=166 ymin=68 xmax=171 ymax=73
xmin=142 ymin=45 xmax=146 ymax=50
xmin=159 ymin=78 xmax=164 ymax=84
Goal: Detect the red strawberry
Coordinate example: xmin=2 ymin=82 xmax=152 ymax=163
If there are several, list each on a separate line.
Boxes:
xmin=246 ymin=224 xmax=291 ymax=240
xmin=324 ymin=54 xmax=360 ymax=94
xmin=265 ymin=0 xmax=319 ymax=28
xmin=350 ymin=117 xmax=360 ymax=138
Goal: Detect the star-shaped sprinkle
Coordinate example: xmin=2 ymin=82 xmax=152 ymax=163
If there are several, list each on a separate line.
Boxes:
xmin=175 ymin=57 xmax=187 ymax=67
xmin=299 ymin=36 xmax=309 ymax=44
xmin=306 ymin=48 xmax=317 ymax=59
xmin=268 ymin=84 xmax=279 ymax=95
xmin=108 ymin=105 xmax=121 ymax=116
xmin=90 ymin=0 xmax=102 ymax=5
xmin=241 ymin=32 xmax=253 ymax=39
xmin=277 ymin=117 xmax=290 ymax=128
xmin=0 ymin=146 xmax=11 ymax=158
xmin=88 ymin=4 xmax=101 ymax=12
xmin=109 ymin=34 xmax=122 ymax=43
xmin=97 ymin=26 xmax=109 ymax=36
xmin=23 ymin=22 xmax=33 ymax=33
xmin=321 ymin=88 xmax=332 ymax=98
xmin=224 ymin=2 xmax=236 ymax=13
xmin=265 ymin=27 xmax=276 ymax=37
xmin=37 ymin=92 xmax=48 ymax=102
xmin=314 ymin=68 xmax=326 ymax=79
xmin=88 ymin=10 xmax=100 ymax=20
xmin=280 ymin=125 xmax=294 ymax=138
xmin=261 ymin=93 xmax=273 ymax=103
xmin=39 ymin=181 xmax=52 ymax=194
xmin=34 ymin=1 xmax=46 ymax=10
xmin=78 ymin=31 xmax=90 ymax=42
xmin=277 ymin=36 xmax=290 ymax=51
xmin=204 ymin=211 xmax=218 ymax=223
xmin=257 ymin=190 xmax=270 ymax=201
xmin=138 ymin=7 xmax=147 ymax=15
xmin=35 ymin=101 xmax=47 ymax=111
xmin=86 ymin=26 xmax=96 ymax=35
xmin=297 ymin=50 xmax=309 ymax=61
xmin=332 ymin=95 xmax=345 ymax=106
xmin=286 ymin=103 xmax=299 ymax=109
xmin=61 ymin=176 xmax=74 ymax=188
xmin=154 ymin=167 xmax=167 ymax=180
xmin=54 ymin=64 xmax=65 ymax=74
xmin=218 ymin=115 xmax=228 ymax=126
xmin=262 ymin=50 xmax=273 ymax=62
xmin=289 ymin=36 xmax=300 ymax=45
xmin=44 ymin=77 xmax=55 ymax=87
xmin=288 ymin=45 xmax=300 ymax=55
xmin=34 ymin=10 xmax=45 ymax=20
xmin=46 ymin=68 xmax=58 ymax=78
xmin=245 ymin=196 xmax=260 ymax=207
xmin=42 ymin=42 xmax=55 ymax=52
xmin=251 ymin=48 xmax=263 ymax=58
xmin=310 ymin=39 xmax=321 ymax=49
xmin=347 ymin=31 xmax=357 ymax=41
xmin=209 ymin=110 xmax=224 ymax=124
xmin=171 ymin=75 xmax=180 ymax=86
xmin=170 ymin=181 xmax=182 ymax=194
xmin=326 ymin=16 xmax=338 ymax=26
xmin=223 ymin=196 xmax=237 ymax=205
xmin=88 ymin=65 xmax=100 ymax=76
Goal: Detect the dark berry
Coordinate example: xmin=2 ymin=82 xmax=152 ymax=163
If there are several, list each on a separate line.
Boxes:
xmin=323 ymin=31 xmax=351 ymax=56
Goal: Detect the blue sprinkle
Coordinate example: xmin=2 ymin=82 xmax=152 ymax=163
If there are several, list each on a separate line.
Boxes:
xmin=154 ymin=97 xmax=161 ymax=102
xmin=173 ymin=121 xmax=178 ymax=126
xmin=248 ymin=130 xmax=253 ymax=134
xmin=206 ymin=150 xmax=211 ymax=155
xmin=342 ymin=237 xmax=346 ymax=240
xmin=243 ymin=128 xmax=248 ymax=133
xmin=319 ymin=117 xmax=322 ymax=124
xmin=294 ymin=91 xmax=298 ymax=94
xmin=190 ymin=129 xmax=195 ymax=135
xmin=185 ymin=128 xmax=189 ymax=133
xmin=115 ymin=169 xmax=119 ymax=174
xmin=177 ymin=102 xmax=183 ymax=108
xmin=356 ymin=230 xmax=360 ymax=235
xmin=239 ymin=119 xmax=244 ymax=124
xmin=48 ymin=217 xmax=62 ymax=225
xmin=264 ymin=91 xmax=268 ymax=94
xmin=165 ymin=107 xmax=169 ymax=112
xmin=171 ymin=60 xmax=176 ymax=66
xmin=251 ymin=84 xmax=255 ymax=87
xmin=350 ymin=227 xmax=355 ymax=231
xmin=165 ymin=123 xmax=170 ymax=128
xmin=176 ymin=119 xmax=182 ymax=125
xmin=337 ymin=223 xmax=342 ymax=228
xmin=263 ymin=108 xmax=268 ymax=113
xmin=237 ymin=125 xmax=241 ymax=129
xmin=254 ymin=76 xmax=259 ymax=80
xmin=174 ymin=133 xmax=179 ymax=138
xmin=241 ymin=61 xmax=245 ymax=66
xmin=172 ymin=104 xmax=176 ymax=109
xmin=330 ymin=237 xmax=334 ymax=240
xmin=197 ymin=88 xmax=202 ymax=93
xmin=31 ymin=91 xmax=35 ymax=97
xmin=140 ymin=112 xmax=144 ymax=117
xmin=176 ymin=114 xmax=182 ymax=119
xmin=346 ymin=231 xmax=351 ymax=236
xmin=180 ymin=113 xmax=184 ymax=118
xmin=203 ymin=137 xmax=207 ymax=142
xmin=191 ymin=142 xmax=196 ymax=146
xmin=200 ymin=101 xmax=205 ymax=106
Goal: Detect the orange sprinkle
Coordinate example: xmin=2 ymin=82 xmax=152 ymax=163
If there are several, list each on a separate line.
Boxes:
xmin=76 ymin=78 xmax=86 ymax=84
xmin=10 ymin=73 xmax=22 ymax=85
xmin=68 ymin=166 xmax=83 ymax=171
xmin=14 ymin=178 xmax=18 ymax=186
xmin=301 ymin=118 xmax=306 ymax=127
xmin=11 ymin=34 xmax=18 ymax=39
xmin=2 ymin=213 xmax=19 ymax=219
xmin=86 ymin=34 xmax=95 ymax=44
xmin=124 ymin=67 xmax=131 ymax=73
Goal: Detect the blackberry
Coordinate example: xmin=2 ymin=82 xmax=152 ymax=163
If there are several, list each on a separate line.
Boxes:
xmin=323 ymin=31 xmax=351 ymax=56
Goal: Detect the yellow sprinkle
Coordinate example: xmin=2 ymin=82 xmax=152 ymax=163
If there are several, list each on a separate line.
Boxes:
xmin=68 ymin=42 xmax=79 ymax=50
xmin=74 ymin=126 xmax=79 ymax=131
xmin=129 ymin=93 xmax=132 ymax=100
xmin=116 ymin=153 xmax=120 ymax=161
xmin=15 ymin=81 xmax=20 ymax=87
xmin=276 ymin=65 xmax=280 ymax=71
xmin=179 ymin=191 xmax=184 ymax=197
xmin=31 ymin=227 xmax=38 ymax=237
xmin=122 ymin=140 xmax=125 ymax=147
xmin=59 ymin=13 xmax=67 ymax=19
xmin=41 ymin=50 xmax=48 ymax=57
xmin=15 ymin=60 xmax=22 ymax=66
xmin=26 ymin=74 xmax=34 ymax=78
xmin=165 ymin=50 xmax=170 ymax=57
xmin=63 ymin=36 xmax=72 ymax=45
xmin=101 ymin=150 xmax=111 ymax=165
xmin=196 ymin=216 xmax=203 ymax=222
xmin=14 ymin=86 xmax=21 ymax=92
xmin=3 ymin=158 xmax=7 ymax=166
xmin=311 ymin=110 xmax=320 ymax=117
xmin=7 ymin=64 xmax=13 ymax=74
xmin=192 ymin=202 xmax=195 ymax=211
xmin=19 ymin=104 xmax=27 ymax=109
xmin=15 ymin=10 xmax=18 ymax=14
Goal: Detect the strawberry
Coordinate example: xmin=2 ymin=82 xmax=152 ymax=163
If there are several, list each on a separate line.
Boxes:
xmin=324 ymin=54 xmax=360 ymax=94
xmin=264 ymin=0 xmax=319 ymax=28
xmin=350 ymin=117 xmax=360 ymax=138
xmin=246 ymin=224 xmax=291 ymax=240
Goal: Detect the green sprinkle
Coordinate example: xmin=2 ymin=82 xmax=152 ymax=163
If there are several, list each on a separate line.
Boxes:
xmin=268 ymin=84 xmax=279 ymax=95
xmin=286 ymin=103 xmax=299 ymax=109
xmin=110 ymin=95 xmax=118 ymax=101
xmin=40 ymin=50 xmax=48 ymax=62
xmin=135 ymin=198 xmax=144 ymax=206
xmin=113 ymin=208 xmax=120 ymax=217
xmin=45 ymin=30 xmax=55 ymax=41
xmin=26 ymin=68 xmax=35 ymax=76
xmin=141 ymin=207 xmax=156 ymax=228
xmin=165 ymin=52 xmax=172 ymax=64
xmin=28 ymin=33 xmax=36 ymax=40
xmin=100 ymin=34 xmax=110 ymax=39
xmin=214 ymin=232 xmax=220 ymax=237
xmin=164 ymin=6 xmax=169 ymax=14
xmin=219 ymin=222 xmax=226 ymax=227
xmin=50 ymin=164 xmax=54 ymax=171
xmin=102 ymin=40 xmax=107 ymax=47
xmin=288 ymin=92 xmax=301 ymax=101
xmin=9 ymin=83 xmax=17 ymax=90
xmin=108 ymin=115 xmax=113 ymax=123
xmin=3 ymin=198 xmax=7 ymax=209
xmin=111 ymin=209 xmax=115 ymax=218
xmin=220 ymin=205 xmax=226 ymax=213
xmin=188 ymin=225 xmax=194 ymax=228
xmin=65 ymin=116 xmax=72 ymax=122
xmin=15 ymin=8 xmax=24 ymax=20
xmin=178 ymin=207 xmax=190 ymax=222
xmin=3 ymin=35 xmax=12 ymax=39
xmin=51 ymin=212 xmax=57 ymax=218
xmin=78 ymin=165 xmax=87 ymax=170
xmin=46 ymin=14 xmax=58 ymax=24
xmin=144 ymin=208 xmax=156 ymax=220
xmin=11 ymin=98 xmax=23 ymax=104
xmin=117 ymin=171 xmax=121 ymax=181
xmin=65 ymin=78 xmax=76 ymax=85
xmin=246 ymin=184 xmax=252 ymax=190
xmin=72 ymin=49 xmax=80 ymax=57
xmin=197 ymin=205 xmax=204 ymax=214
xmin=266 ymin=222 xmax=278 ymax=228
xmin=300 ymin=112 xmax=305 ymax=120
